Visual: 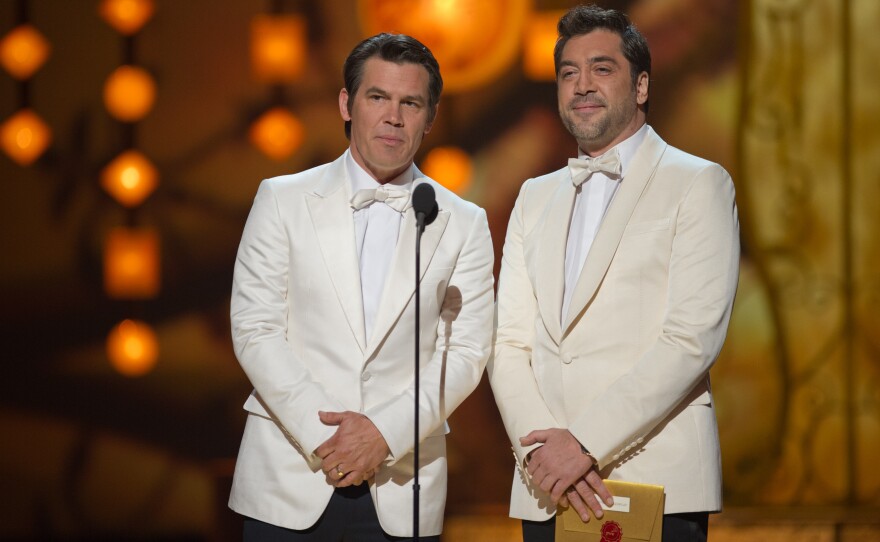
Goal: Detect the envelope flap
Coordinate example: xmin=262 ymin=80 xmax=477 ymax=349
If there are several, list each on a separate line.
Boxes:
xmin=558 ymin=480 xmax=665 ymax=541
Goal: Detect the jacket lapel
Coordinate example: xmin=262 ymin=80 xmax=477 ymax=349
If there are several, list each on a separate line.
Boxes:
xmin=305 ymin=156 xmax=367 ymax=352
xmin=561 ymin=127 xmax=668 ymax=335
xmin=366 ymin=179 xmax=450 ymax=359
xmin=533 ymin=172 xmax=576 ymax=345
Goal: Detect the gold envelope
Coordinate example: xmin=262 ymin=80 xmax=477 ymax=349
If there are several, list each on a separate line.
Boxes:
xmin=555 ymin=480 xmax=665 ymax=542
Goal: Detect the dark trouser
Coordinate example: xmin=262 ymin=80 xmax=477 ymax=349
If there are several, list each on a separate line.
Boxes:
xmin=523 ymin=511 xmax=709 ymax=542
xmin=243 ymin=484 xmax=440 ymax=542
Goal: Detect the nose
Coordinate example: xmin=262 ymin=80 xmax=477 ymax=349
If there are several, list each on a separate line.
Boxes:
xmin=385 ymin=103 xmax=404 ymax=127
xmin=574 ymin=71 xmax=593 ymax=95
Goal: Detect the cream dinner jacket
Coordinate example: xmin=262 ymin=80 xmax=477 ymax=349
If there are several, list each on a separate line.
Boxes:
xmin=489 ymin=126 xmax=740 ymax=519
xmin=228 ymin=153 xmax=494 ymax=537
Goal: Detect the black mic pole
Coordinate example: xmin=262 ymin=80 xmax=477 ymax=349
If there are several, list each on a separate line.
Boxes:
xmin=411 ymin=183 xmax=437 ymax=541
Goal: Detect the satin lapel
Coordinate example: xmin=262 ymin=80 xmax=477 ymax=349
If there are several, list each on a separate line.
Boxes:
xmin=534 ymin=176 xmax=576 ymax=345
xmin=561 ymin=130 xmax=668 ymax=335
xmin=365 ymin=204 xmax=450 ymax=358
xmin=305 ymin=160 xmax=366 ymax=352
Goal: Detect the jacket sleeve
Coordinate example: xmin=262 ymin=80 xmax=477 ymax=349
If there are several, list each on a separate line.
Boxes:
xmin=230 ymin=180 xmax=346 ymax=466
xmin=488 ymin=180 xmax=561 ymax=466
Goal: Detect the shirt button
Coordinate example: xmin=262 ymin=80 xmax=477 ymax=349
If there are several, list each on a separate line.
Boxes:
xmin=637 ymin=437 xmax=644 ymax=444
xmin=361 ymin=371 xmax=372 ymax=382
xmin=612 ymin=454 xmax=620 ymax=461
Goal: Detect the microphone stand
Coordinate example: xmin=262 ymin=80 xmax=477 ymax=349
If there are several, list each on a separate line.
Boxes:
xmin=411 ymin=184 xmax=437 ymax=541
xmin=413 ymin=215 xmax=423 ymax=541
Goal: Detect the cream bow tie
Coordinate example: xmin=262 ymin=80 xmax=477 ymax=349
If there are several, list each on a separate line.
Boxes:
xmin=568 ymin=148 xmax=622 ymax=186
xmin=350 ymin=186 xmax=411 ymax=213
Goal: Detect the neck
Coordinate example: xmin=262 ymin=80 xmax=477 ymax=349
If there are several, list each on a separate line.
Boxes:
xmin=579 ymin=115 xmax=646 ymax=158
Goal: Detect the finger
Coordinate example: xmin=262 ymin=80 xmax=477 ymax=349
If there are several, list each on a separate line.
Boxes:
xmin=573 ymin=478 xmax=604 ymax=519
xmin=549 ymin=479 xmax=570 ymax=504
xmin=585 ymin=470 xmax=614 ymax=507
xmin=315 ymin=433 xmax=340 ymax=459
xmin=538 ymin=474 xmax=557 ymax=495
xmin=319 ymin=411 xmax=345 ymax=426
xmin=519 ymin=430 xmax=548 ymax=446
xmin=565 ymin=488 xmax=592 ymax=523
xmin=336 ymin=469 xmax=366 ymax=488
xmin=319 ymin=450 xmax=342 ymax=472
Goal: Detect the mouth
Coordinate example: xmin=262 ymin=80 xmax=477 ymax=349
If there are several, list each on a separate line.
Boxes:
xmin=376 ymin=135 xmax=403 ymax=145
xmin=571 ymin=101 xmax=604 ymax=114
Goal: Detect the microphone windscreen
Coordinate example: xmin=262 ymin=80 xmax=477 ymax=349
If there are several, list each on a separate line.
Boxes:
xmin=412 ymin=183 xmax=436 ymax=217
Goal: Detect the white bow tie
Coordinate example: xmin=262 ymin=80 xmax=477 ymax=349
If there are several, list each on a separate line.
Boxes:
xmin=568 ymin=148 xmax=622 ymax=186
xmin=350 ymin=185 xmax=411 ymax=213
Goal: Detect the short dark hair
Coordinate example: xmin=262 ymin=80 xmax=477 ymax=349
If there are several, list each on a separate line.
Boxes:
xmin=342 ymin=33 xmax=443 ymax=139
xmin=554 ymin=4 xmax=651 ymax=112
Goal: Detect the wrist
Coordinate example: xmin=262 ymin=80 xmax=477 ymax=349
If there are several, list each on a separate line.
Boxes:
xmin=580 ymin=444 xmax=598 ymax=471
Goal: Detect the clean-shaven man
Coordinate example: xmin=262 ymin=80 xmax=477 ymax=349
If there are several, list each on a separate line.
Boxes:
xmin=488 ymin=5 xmax=739 ymax=542
xmin=229 ymin=33 xmax=494 ymax=541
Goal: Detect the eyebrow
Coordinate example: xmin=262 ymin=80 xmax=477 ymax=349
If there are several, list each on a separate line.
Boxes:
xmin=559 ymin=55 xmax=620 ymax=68
xmin=363 ymin=86 xmax=426 ymax=104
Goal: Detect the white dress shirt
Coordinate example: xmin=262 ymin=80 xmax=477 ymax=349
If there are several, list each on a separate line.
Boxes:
xmin=346 ymin=150 xmax=414 ymax=342
xmin=562 ymin=124 xmax=649 ymax=322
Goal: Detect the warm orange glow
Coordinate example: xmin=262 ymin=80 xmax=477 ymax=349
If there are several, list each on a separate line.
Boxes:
xmin=0 ymin=24 xmax=51 ymax=80
xmin=106 ymin=319 xmax=159 ymax=376
xmin=0 ymin=109 xmax=52 ymax=166
xmin=99 ymin=0 xmax=155 ymax=36
xmin=103 ymin=65 xmax=157 ymax=122
xmin=358 ymin=0 xmax=529 ymax=93
xmin=251 ymin=14 xmax=307 ymax=83
xmin=104 ymin=227 xmax=160 ymax=299
xmin=101 ymin=149 xmax=159 ymax=207
xmin=249 ymin=107 xmax=305 ymax=161
xmin=420 ymin=146 xmax=473 ymax=194
xmin=523 ymin=10 xmax=565 ymax=81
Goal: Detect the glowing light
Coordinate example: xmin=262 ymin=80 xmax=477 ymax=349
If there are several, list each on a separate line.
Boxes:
xmin=101 ymin=150 xmax=159 ymax=207
xmin=99 ymin=0 xmax=155 ymax=36
xmin=0 ymin=24 xmax=51 ymax=80
xmin=249 ymin=107 xmax=305 ymax=161
xmin=106 ymin=319 xmax=159 ymax=376
xmin=523 ymin=11 xmax=566 ymax=81
xmin=251 ymin=14 xmax=307 ymax=83
xmin=358 ymin=0 xmax=530 ymax=93
xmin=103 ymin=65 xmax=157 ymax=122
xmin=0 ymin=109 xmax=52 ymax=166
xmin=104 ymin=227 xmax=160 ymax=299
xmin=420 ymin=146 xmax=473 ymax=194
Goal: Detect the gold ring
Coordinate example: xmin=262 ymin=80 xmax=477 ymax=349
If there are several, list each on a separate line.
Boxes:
xmin=336 ymin=470 xmax=345 ymax=478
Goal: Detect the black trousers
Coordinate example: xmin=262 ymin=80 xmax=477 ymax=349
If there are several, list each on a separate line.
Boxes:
xmin=523 ymin=512 xmax=709 ymax=542
xmin=243 ymin=484 xmax=440 ymax=542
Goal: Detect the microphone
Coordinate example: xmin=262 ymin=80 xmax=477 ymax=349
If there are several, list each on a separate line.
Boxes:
xmin=410 ymin=181 xmax=437 ymax=541
xmin=412 ymin=183 xmax=438 ymax=231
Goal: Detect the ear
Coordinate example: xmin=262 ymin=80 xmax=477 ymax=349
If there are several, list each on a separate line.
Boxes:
xmin=635 ymin=72 xmax=649 ymax=106
xmin=339 ymin=88 xmax=351 ymax=121
xmin=424 ymin=103 xmax=438 ymax=135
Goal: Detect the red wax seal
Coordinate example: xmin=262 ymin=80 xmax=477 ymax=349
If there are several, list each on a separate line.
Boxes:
xmin=600 ymin=520 xmax=622 ymax=542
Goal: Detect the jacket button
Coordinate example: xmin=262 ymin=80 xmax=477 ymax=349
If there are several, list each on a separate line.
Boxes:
xmin=612 ymin=454 xmax=620 ymax=461
xmin=361 ymin=371 xmax=372 ymax=382
xmin=562 ymin=355 xmax=573 ymax=365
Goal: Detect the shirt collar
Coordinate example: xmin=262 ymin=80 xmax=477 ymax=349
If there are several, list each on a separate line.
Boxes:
xmin=577 ymin=123 xmax=649 ymax=178
xmin=345 ymin=148 xmax=414 ymax=196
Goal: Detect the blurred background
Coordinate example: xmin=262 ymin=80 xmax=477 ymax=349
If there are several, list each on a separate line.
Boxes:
xmin=1 ymin=0 xmax=878 ymax=540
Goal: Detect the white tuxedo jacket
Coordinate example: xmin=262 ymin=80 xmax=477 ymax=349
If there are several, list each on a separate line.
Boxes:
xmin=489 ymin=127 xmax=739 ymax=519
xmin=228 ymin=153 xmax=494 ymax=536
